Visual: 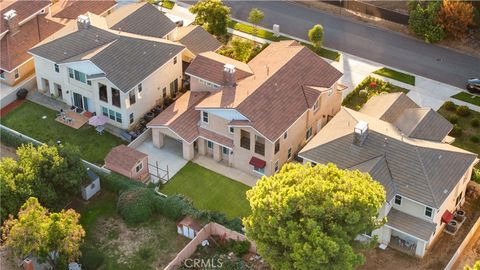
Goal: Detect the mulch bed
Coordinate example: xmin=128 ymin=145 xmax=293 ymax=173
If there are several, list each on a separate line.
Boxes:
xmin=0 ymin=99 xmax=25 ymax=117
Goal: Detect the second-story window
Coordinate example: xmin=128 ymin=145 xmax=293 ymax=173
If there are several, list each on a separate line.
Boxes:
xmin=111 ymin=87 xmax=121 ymax=108
xmin=306 ymin=127 xmax=313 ymax=141
xmin=394 ymin=195 xmax=402 ymax=206
xmin=240 ymin=130 xmax=250 ymax=150
xmin=173 ymin=56 xmax=177 ymax=64
xmin=68 ymin=68 xmax=74 ymax=78
xmin=255 ymin=135 xmax=265 ymax=156
xmin=274 ymin=140 xmax=280 ymax=154
xmin=138 ymin=83 xmax=143 ymax=93
xmin=425 ymin=207 xmax=433 ymax=218
xmin=287 ymin=147 xmax=292 ymax=159
xmin=202 ymin=111 xmax=209 ymax=123
xmin=54 ymin=64 xmax=59 ymax=73
xmin=283 ymin=131 xmax=288 ymax=140
xmin=129 ymin=90 xmax=136 ymax=105
xmin=99 ymin=83 xmax=108 ymax=102
xmin=313 ymin=100 xmax=319 ymax=111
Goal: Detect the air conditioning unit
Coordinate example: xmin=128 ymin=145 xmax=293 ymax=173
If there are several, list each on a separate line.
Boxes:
xmin=446 ymin=220 xmax=458 ymax=233
xmin=454 ymin=210 xmax=466 ymax=222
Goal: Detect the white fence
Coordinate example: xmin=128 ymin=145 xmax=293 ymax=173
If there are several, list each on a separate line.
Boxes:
xmin=444 ymin=214 xmax=480 ymax=270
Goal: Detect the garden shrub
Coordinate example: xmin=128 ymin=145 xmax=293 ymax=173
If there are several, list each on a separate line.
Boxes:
xmin=0 ymin=128 xmax=35 ymax=148
xmin=100 ymin=173 xmax=145 ymax=194
xmin=472 ymin=168 xmax=480 ymax=184
xmin=117 ymin=188 xmax=155 ymax=225
xmin=456 ymin=105 xmax=471 ymax=117
xmin=444 ymin=101 xmax=456 ymax=111
xmin=79 ymin=246 xmax=104 ymax=270
xmin=230 ymin=240 xmax=250 ymax=256
xmin=155 ymin=194 xmax=194 ymax=221
xmin=449 ymin=124 xmax=462 ymax=137
xmin=470 ymin=135 xmax=480 ymax=143
xmin=471 ymin=118 xmax=480 ymax=128
xmin=358 ymin=89 xmax=368 ymax=98
xmin=448 ymin=114 xmax=459 ymax=124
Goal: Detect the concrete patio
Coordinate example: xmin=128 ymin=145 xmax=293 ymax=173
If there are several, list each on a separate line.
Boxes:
xmin=193 ymin=155 xmax=259 ymax=187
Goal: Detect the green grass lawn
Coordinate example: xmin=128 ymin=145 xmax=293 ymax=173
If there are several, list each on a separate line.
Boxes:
xmin=0 ymin=101 xmax=124 ymax=164
xmin=77 ymin=192 xmax=189 ymax=270
xmin=343 ymin=76 xmax=410 ymax=111
xmin=228 ymin=20 xmax=341 ymax=62
xmin=160 ymin=162 xmax=251 ymax=219
xmin=451 ymin=92 xmax=480 ymax=107
xmin=437 ymin=103 xmax=480 ymax=156
xmin=373 ymin=67 xmax=416 ymax=86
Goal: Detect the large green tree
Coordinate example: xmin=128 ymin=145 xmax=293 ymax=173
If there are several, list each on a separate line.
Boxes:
xmin=244 ymin=163 xmax=386 ymax=270
xmin=408 ymin=0 xmax=445 ymax=43
xmin=190 ymin=0 xmax=231 ymax=36
xmin=2 ymin=197 xmax=85 ymax=269
xmin=231 ymin=38 xmax=254 ymax=63
xmin=248 ymin=8 xmax=264 ymax=35
xmin=308 ymin=24 xmax=324 ymax=49
xmin=0 ymin=143 xmax=86 ymax=222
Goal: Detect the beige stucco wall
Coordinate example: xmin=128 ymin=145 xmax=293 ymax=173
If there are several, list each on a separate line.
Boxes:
xmin=1 ymin=58 xmax=35 ymax=86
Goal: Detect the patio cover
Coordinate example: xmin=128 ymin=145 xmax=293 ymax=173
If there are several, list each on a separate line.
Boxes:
xmin=249 ymin=157 xmax=266 ymax=168
xmin=386 ymin=208 xmax=437 ymax=242
xmin=441 ymin=210 xmax=453 ymax=224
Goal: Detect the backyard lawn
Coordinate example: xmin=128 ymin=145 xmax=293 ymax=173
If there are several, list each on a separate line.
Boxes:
xmin=0 ymin=101 xmax=124 ymax=164
xmin=77 ymin=192 xmax=189 ymax=270
xmin=160 ymin=162 xmax=251 ymax=219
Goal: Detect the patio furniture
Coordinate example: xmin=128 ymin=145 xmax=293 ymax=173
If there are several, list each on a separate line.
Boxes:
xmin=96 ymin=125 xmax=105 ymax=135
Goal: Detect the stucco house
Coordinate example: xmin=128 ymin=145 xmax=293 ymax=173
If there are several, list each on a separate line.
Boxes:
xmin=148 ymin=40 xmax=346 ymax=177
xmin=0 ymin=0 xmax=116 ymax=87
xmin=298 ymin=93 xmax=479 ymax=257
xmin=28 ymin=12 xmax=186 ymax=129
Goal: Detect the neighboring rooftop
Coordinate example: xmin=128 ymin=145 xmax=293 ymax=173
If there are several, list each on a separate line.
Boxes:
xmin=299 ymin=94 xmax=478 ymax=208
xmin=106 ymin=2 xmax=176 ymax=38
xmin=52 ymin=0 xmax=116 ymax=19
xmin=176 ymin=25 xmax=222 ymax=55
xmin=0 ymin=0 xmax=51 ymax=35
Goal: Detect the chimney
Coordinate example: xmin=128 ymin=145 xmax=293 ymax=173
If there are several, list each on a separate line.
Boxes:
xmin=4 ymin=10 xmax=19 ymax=35
xmin=77 ymin=15 xmax=90 ymax=29
xmin=223 ymin=64 xmax=236 ymax=87
xmin=353 ymin=121 xmax=368 ymax=146
xmin=22 ymin=258 xmax=34 ymax=270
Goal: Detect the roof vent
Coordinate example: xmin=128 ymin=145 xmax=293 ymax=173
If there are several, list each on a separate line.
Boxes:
xmin=4 ymin=10 xmax=19 ymax=34
xmin=77 ymin=15 xmax=90 ymax=29
xmin=353 ymin=121 xmax=368 ymax=146
xmin=223 ymin=63 xmax=236 ymax=87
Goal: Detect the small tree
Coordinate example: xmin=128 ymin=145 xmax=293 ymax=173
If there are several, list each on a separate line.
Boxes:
xmin=465 ymin=261 xmax=480 ymax=270
xmin=231 ymin=38 xmax=254 ymax=62
xmin=2 ymin=197 xmax=85 ymax=269
xmin=308 ymin=24 xmax=324 ymax=49
xmin=408 ymin=1 xmax=445 ymax=43
xmin=244 ymin=163 xmax=386 ymax=270
xmin=248 ymin=8 xmax=264 ymax=35
xmin=438 ymin=0 xmax=474 ymax=40
xmin=190 ymin=0 xmax=231 ymax=36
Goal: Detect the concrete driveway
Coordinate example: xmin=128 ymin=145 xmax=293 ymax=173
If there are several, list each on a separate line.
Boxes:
xmin=134 ymin=136 xmax=188 ymax=181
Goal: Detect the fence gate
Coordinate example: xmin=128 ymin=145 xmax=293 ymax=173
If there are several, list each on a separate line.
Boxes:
xmin=148 ymin=161 xmax=169 ymax=184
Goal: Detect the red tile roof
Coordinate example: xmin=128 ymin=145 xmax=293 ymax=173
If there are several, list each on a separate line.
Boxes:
xmin=0 ymin=0 xmax=51 ymax=34
xmin=52 ymin=0 xmax=116 ymax=19
xmin=105 ymin=145 xmax=147 ymax=169
xmin=198 ymin=128 xmax=234 ymax=148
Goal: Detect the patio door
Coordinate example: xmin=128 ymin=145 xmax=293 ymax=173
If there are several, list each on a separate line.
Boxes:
xmin=73 ymin=92 xmax=84 ymax=109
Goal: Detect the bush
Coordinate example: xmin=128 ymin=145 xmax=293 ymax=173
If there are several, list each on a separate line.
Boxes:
xmin=456 ymin=105 xmax=471 ymax=117
xmin=444 ymin=101 xmax=456 ymax=111
xmin=448 ymin=114 xmax=459 ymax=124
xmin=470 ymin=135 xmax=480 ymax=143
xmin=100 ymin=173 xmax=145 ymax=194
xmin=471 ymin=118 xmax=480 ymax=127
xmin=117 ymin=188 xmax=155 ymax=225
xmin=359 ymin=89 xmax=369 ymax=98
xmin=408 ymin=1 xmax=445 ymax=43
xmin=230 ymin=240 xmax=250 ymax=256
xmin=155 ymin=194 xmax=195 ymax=221
xmin=449 ymin=124 xmax=462 ymax=137
xmin=79 ymin=246 xmax=104 ymax=270
xmin=472 ymin=168 xmax=480 ymax=184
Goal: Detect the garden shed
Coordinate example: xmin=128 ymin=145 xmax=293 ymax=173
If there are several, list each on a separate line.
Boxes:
xmin=105 ymin=145 xmax=149 ymax=181
xmin=81 ymin=168 xmax=100 ymax=200
xmin=177 ymin=216 xmax=202 ymax=239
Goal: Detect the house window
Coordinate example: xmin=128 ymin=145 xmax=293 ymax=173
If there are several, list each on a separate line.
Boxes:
xmin=202 ymin=111 xmax=209 ymax=123
xmin=115 ymin=112 xmax=122 ymax=123
xmin=14 ymin=69 xmax=19 ymax=79
xmin=102 ymin=106 xmax=108 ymax=117
xmin=313 ymin=100 xmax=319 ymax=111
xmin=253 ymin=166 xmax=265 ymax=175
xmin=283 ymin=131 xmax=288 ymax=139
xmin=135 ymin=162 xmax=143 ymax=173
xmin=173 ymin=56 xmax=177 ymax=64
xmin=274 ymin=140 xmax=280 ymax=154
xmin=255 ymin=135 xmax=265 ymax=156
xmin=68 ymin=68 xmax=74 ymax=78
xmin=129 ymin=90 xmax=136 ymax=105
xmin=306 ymin=127 xmax=313 ymax=140
xmin=74 ymin=69 xmax=86 ymax=83
xmin=87 ymin=80 xmax=91 ymax=86
xmin=240 ymin=130 xmax=250 ymax=150
xmin=99 ymin=83 xmax=108 ymax=102
xmin=274 ymin=160 xmax=279 ymax=172
xmin=111 ymin=88 xmax=121 ymax=108
xmin=328 ymin=88 xmax=333 ymax=96
xmin=394 ymin=195 xmax=402 ymax=206
xmin=425 ymin=207 xmax=433 ymax=218
xmin=162 ymin=87 xmax=167 ymax=98
xmin=229 ymin=127 xmax=234 ymax=134
xmin=0 ymin=70 xmax=5 ymax=80
xmin=207 ymin=140 xmax=213 ymax=149
xmin=287 ymin=147 xmax=292 ymax=159
xmin=129 ymin=113 xmax=134 ymax=124
xmin=108 ymin=109 xmax=115 ymax=120
xmin=138 ymin=83 xmax=142 ymax=92
xmin=222 ymin=147 xmax=229 ymax=155
xmin=54 ymin=64 xmax=59 ymax=73
xmin=455 ymin=192 xmax=463 ymax=206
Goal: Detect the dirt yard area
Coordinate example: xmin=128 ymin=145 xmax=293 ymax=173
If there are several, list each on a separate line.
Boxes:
xmin=0 ymin=143 xmax=17 ymax=159
xmin=359 ymin=192 xmax=480 ymax=270
xmin=452 ymin=225 xmax=480 ymax=270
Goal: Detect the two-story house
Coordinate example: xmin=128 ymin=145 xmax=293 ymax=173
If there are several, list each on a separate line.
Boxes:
xmin=29 ymin=13 xmax=185 ymax=129
xmin=298 ymin=93 xmax=478 ymax=257
xmin=148 ymin=40 xmax=346 ymax=177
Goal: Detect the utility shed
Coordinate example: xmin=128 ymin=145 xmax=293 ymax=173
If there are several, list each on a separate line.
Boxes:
xmin=81 ymin=168 xmax=100 ymax=200
xmin=105 ymin=145 xmax=149 ymax=181
xmin=177 ymin=216 xmax=202 ymax=239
